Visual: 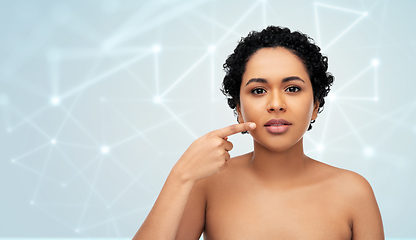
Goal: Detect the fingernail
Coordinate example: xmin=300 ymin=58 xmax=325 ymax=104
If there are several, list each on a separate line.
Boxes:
xmin=249 ymin=123 xmax=256 ymax=129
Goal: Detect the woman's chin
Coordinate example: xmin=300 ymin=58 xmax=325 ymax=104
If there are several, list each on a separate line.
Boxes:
xmin=251 ymin=133 xmax=305 ymax=153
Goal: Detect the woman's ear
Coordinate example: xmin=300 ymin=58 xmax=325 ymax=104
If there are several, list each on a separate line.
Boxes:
xmin=311 ymin=101 xmax=319 ymax=121
xmin=236 ymin=105 xmax=244 ymax=123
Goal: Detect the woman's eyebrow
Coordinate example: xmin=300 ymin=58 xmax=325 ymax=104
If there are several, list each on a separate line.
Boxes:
xmin=245 ymin=76 xmax=305 ymax=86
xmin=282 ymin=76 xmax=305 ymax=83
xmin=245 ymin=78 xmax=267 ymax=86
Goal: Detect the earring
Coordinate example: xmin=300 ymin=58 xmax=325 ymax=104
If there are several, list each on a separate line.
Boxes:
xmin=307 ymin=119 xmax=315 ymax=131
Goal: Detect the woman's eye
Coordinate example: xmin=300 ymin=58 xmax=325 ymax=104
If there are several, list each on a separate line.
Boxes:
xmin=286 ymin=86 xmax=301 ymax=92
xmin=251 ymin=88 xmax=266 ymax=95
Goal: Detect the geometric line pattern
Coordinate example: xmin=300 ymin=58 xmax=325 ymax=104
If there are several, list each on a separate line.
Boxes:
xmin=1 ymin=0 xmax=416 ymax=238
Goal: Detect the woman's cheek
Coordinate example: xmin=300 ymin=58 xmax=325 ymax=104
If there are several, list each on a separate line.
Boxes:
xmin=240 ymin=102 xmax=256 ymax=123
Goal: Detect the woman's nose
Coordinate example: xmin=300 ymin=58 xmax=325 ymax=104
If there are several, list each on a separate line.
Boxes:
xmin=267 ymin=91 xmax=286 ymax=112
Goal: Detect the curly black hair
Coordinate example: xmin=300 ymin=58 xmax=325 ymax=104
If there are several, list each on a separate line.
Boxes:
xmin=220 ymin=25 xmax=334 ymax=131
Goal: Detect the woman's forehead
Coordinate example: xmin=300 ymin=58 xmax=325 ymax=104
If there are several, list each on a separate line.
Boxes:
xmin=243 ymin=47 xmax=309 ymax=83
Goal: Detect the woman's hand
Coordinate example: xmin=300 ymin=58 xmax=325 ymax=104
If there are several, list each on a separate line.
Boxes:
xmin=171 ymin=122 xmax=256 ymax=183
xmin=134 ymin=122 xmax=256 ymax=240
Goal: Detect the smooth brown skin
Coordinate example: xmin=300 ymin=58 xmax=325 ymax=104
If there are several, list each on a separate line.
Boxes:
xmin=134 ymin=48 xmax=384 ymax=240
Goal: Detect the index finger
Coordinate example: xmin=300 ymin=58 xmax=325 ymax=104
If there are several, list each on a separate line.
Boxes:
xmin=215 ymin=122 xmax=256 ymax=138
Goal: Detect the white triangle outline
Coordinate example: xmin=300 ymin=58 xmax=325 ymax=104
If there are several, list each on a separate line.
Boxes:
xmin=314 ymin=2 xmax=368 ymax=51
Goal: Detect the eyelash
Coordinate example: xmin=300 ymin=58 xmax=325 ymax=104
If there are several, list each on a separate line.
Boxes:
xmin=250 ymin=86 xmax=301 ymax=95
xmin=286 ymin=85 xmax=301 ymax=92
xmin=251 ymin=88 xmax=266 ymax=95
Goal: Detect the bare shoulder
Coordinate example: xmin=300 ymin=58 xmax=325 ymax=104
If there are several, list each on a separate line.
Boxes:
xmin=338 ymin=169 xmax=384 ymax=238
xmin=311 ymin=160 xmax=373 ymax=193
xmin=341 ymin=170 xmax=374 ymax=194
xmin=311 ymin=160 xmax=384 ymax=238
xmin=329 ymin=165 xmax=374 ymax=198
xmin=328 ymin=166 xmax=378 ymax=211
xmin=308 ymin=160 xmax=378 ymax=212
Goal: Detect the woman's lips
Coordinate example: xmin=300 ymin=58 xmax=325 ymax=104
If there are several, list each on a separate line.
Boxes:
xmin=265 ymin=125 xmax=290 ymax=134
xmin=264 ymin=119 xmax=291 ymax=134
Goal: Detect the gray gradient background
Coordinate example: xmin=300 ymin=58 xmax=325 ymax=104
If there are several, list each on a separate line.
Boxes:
xmin=1 ymin=0 xmax=415 ymax=238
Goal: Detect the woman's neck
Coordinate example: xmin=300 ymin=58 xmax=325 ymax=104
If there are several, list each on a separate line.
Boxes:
xmin=248 ymin=137 xmax=311 ymax=186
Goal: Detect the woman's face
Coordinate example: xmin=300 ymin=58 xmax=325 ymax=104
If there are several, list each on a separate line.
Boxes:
xmin=237 ymin=47 xmax=319 ymax=152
